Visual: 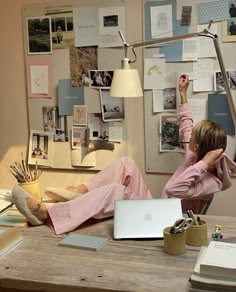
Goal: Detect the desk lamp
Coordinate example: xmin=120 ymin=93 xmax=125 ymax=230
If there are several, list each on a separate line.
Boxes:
xmin=109 ymin=21 xmax=236 ymax=127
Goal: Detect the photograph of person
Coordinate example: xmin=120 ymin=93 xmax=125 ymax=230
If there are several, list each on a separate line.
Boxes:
xmin=26 ymin=17 xmax=52 ymax=54
xmin=45 ymin=5 xmax=74 ymax=50
xmin=223 ymin=16 xmax=236 ymax=42
xmin=229 ymin=2 xmax=236 ymax=17
xmin=229 ymin=19 xmax=236 ymax=35
xmin=89 ymin=70 xmax=114 ymax=88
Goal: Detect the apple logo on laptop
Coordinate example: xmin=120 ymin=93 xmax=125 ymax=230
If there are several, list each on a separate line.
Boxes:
xmin=144 ymin=212 xmax=152 ymax=221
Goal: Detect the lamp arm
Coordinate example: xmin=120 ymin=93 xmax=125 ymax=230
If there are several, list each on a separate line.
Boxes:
xmin=129 ymin=31 xmax=201 ymax=49
xmin=213 ymin=37 xmax=236 ymax=128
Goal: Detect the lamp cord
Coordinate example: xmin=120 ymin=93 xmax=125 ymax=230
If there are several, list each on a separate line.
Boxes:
xmin=129 ymin=47 xmax=137 ymax=64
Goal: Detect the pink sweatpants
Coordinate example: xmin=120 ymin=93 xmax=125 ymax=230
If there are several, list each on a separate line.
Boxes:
xmin=46 ymin=157 xmax=152 ymax=235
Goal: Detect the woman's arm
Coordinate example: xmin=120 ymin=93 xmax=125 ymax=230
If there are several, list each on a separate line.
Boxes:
xmin=178 ymin=74 xmax=193 ymax=149
xmin=165 ymin=149 xmax=224 ymax=199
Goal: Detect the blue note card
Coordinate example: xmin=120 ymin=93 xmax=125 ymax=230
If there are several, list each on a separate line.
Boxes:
xmin=58 ymin=79 xmax=84 ymax=116
xmin=208 ymin=94 xmax=235 ymax=135
xmin=58 ymin=233 xmax=109 ymax=251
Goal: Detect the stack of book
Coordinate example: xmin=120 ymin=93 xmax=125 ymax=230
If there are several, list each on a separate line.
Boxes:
xmin=189 ymin=241 xmax=236 ymax=291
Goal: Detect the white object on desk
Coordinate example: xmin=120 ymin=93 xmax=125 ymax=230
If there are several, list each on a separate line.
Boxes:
xmin=0 ymin=189 xmax=13 ymax=213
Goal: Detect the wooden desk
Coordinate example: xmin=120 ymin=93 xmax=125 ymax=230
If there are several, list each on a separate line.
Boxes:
xmin=0 ymin=215 xmax=235 ymax=292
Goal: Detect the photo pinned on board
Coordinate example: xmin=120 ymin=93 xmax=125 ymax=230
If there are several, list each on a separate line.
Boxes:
xmin=44 ymin=5 xmax=74 ymax=50
xmin=73 ymin=105 xmax=87 ymax=126
xmin=159 ymin=115 xmax=184 ymax=153
xmin=100 ymin=90 xmax=125 ymax=122
xmin=89 ymin=70 xmax=114 ymax=88
xmin=26 ymin=16 xmax=52 ymax=55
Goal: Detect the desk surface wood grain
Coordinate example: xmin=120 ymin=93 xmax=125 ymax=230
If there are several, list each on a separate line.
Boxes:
xmin=0 ymin=215 xmax=235 ymax=292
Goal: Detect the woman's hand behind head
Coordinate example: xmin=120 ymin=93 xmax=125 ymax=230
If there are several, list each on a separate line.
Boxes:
xmin=202 ymin=148 xmax=224 ymax=169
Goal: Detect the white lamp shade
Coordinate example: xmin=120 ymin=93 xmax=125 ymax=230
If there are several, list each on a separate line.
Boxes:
xmin=110 ymin=69 xmax=143 ymax=97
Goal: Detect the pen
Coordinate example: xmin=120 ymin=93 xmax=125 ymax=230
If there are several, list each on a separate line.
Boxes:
xmin=197 ymin=216 xmax=202 ymax=225
xmin=187 ymin=209 xmax=199 ymax=226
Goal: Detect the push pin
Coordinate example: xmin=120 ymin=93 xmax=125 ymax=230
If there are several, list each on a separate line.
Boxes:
xmin=212 ymin=224 xmax=223 ymax=240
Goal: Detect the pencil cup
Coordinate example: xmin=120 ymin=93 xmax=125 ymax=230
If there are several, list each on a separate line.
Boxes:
xmin=163 ymin=226 xmax=186 ymax=255
xmin=186 ymin=220 xmax=208 ymax=246
xmin=19 ymin=179 xmax=42 ymax=203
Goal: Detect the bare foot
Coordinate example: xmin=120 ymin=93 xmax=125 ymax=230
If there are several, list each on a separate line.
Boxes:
xmin=66 ymin=184 xmax=88 ymax=194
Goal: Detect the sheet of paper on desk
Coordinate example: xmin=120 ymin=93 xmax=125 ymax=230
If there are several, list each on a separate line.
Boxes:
xmin=58 ymin=233 xmax=109 ymax=251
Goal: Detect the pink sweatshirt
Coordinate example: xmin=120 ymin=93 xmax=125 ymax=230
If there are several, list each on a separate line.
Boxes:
xmin=161 ymin=103 xmax=236 ymax=213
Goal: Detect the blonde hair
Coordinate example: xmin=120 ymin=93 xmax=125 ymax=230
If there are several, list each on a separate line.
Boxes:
xmin=194 ymin=120 xmax=227 ymax=161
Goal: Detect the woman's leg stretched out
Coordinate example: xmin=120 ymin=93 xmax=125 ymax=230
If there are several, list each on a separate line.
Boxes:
xmin=46 ymin=156 xmax=152 ymax=201
xmin=13 ymin=180 xmax=153 ymax=235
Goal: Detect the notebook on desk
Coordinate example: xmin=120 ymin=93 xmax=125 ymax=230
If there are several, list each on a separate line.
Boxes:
xmin=113 ymin=198 xmax=182 ymax=239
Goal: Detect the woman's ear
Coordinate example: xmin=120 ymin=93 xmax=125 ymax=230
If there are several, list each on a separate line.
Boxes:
xmin=193 ymin=143 xmax=199 ymax=153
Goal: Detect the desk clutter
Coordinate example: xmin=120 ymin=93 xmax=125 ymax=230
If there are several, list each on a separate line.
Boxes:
xmin=164 ymin=210 xmax=208 ymax=255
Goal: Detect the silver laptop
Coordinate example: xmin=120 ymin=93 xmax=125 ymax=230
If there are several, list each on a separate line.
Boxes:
xmin=113 ymin=198 xmax=182 ymax=239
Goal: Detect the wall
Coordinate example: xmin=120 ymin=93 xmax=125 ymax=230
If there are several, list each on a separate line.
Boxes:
xmin=0 ymin=0 xmax=235 ymax=217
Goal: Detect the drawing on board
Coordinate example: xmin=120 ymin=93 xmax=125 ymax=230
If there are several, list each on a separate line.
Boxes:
xmin=159 ymin=115 xmax=183 ymax=153
xmin=26 ymin=17 xmax=52 ymax=54
xmin=150 ymin=4 xmax=173 ymax=38
xmin=100 ymin=90 xmax=125 ymax=122
xmin=73 ymin=105 xmax=87 ymax=126
xmin=45 ymin=5 xmax=74 ymax=49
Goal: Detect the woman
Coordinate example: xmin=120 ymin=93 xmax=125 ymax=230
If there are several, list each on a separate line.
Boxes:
xmin=12 ymin=75 xmax=236 ymax=235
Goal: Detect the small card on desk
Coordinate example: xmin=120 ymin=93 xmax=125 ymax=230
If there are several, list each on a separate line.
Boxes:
xmin=0 ymin=215 xmax=27 ymax=227
xmin=58 ymin=233 xmax=109 ymax=251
